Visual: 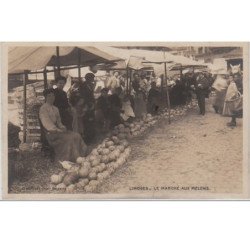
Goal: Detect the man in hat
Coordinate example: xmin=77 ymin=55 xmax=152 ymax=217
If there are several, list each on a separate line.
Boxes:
xmin=53 ymin=76 xmax=73 ymax=130
xmin=79 ymin=73 xmax=96 ymax=143
xmin=191 ymin=72 xmax=210 ymax=115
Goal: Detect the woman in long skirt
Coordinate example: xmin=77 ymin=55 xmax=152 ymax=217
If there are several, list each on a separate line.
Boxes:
xmin=222 ymin=75 xmax=243 ymax=127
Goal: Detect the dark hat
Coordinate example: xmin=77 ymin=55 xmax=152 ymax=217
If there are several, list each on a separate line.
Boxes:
xmin=43 ymin=88 xmax=55 ymax=97
xmin=85 ymin=73 xmax=95 ymax=81
xmin=101 ymin=87 xmax=109 ymax=93
xmin=55 ymin=75 xmax=67 ymax=83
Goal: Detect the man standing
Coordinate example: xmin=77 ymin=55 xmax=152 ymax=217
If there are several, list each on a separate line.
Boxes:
xmin=106 ymin=71 xmax=120 ymax=91
xmin=191 ymin=72 xmax=209 ymax=115
xmin=53 ymin=76 xmax=73 ymax=130
xmin=131 ymin=73 xmax=141 ymax=93
xmin=79 ymin=73 xmax=96 ymax=144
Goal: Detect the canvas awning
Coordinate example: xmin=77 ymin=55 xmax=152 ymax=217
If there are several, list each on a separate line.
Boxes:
xmin=8 ymin=46 xmax=122 ymax=74
xmin=95 ymin=46 xmax=206 ymax=75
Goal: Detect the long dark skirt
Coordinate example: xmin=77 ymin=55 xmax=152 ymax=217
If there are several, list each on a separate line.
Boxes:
xmin=46 ymin=131 xmax=87 ymax=162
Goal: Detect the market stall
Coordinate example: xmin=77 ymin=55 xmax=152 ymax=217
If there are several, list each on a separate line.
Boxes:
xmin=8 ymin=46 xmax=123 ymax=143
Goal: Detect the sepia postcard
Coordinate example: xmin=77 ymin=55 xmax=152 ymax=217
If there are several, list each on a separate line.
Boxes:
xmin=1 ymin=42 xmax=249 ymax=200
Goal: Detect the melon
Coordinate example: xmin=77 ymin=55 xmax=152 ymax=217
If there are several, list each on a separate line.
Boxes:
xmin=114 ymin=149 xmax=121 ymax=157
xmin=89 ymin=180 xmax=99 ymax=188
xmin=118 ymin=124 xmax=125 ymax=130
xmin=89 ymin=155 xmax=97 ymax=162
xmin=63 ymin=172 xmax=79 ymax=186
xmin=109 ymin=145 xmax=116 ymax=151
xmin=111 ymin=136 xmax=118 ymax=141
xmin=91 ymin=158 xmax=101 ymax=167
xmin=91 ymin=149 xmax=99 ymax=156
xmin=78 ymin=166 xmax=90 ymax=178
xmin=111 ymin=136 xmax=120 ymax=144
xmin=68 ymin=165 xmax=80 ymax=173
xmin=116 ymin=145 xmax=125 ymax=153
xmin=51 ymin=174 xmax=63 ymax=185
xmin=59 ymin=171 xmax=66 ymax=179
xmin=84 ymin=184 xmax=96 ymax=193
xmin=117 ymin=133 xmax=126 ymax=140
xmin=89 ymin=172 xmax=97 ymax=180
xmin=100 ymin=155 xmax=109 ymax=164
xmin=66 ymin=184 xmax=75 ymax=193
xmin=82 ymin=161 xmax=91 ymax=169
xmin=105 ymin=141 xmax=114 ymax=147
xmin=97 ymin=163 xmax=106 ymax=172
xmin=101 ymin=148 xmax=110 ymax=155
xmin=76 ymin=157 xmax=85 ymax=164
xmin=109 ymin=152 xmax=117 ymax=161
xmin=56 ymin=183 xmax=66 ymax=190
xmin=76 ymin=178 xmax=89 ymax=188
xmin=120 ymin=140 xmax=129 ymax=148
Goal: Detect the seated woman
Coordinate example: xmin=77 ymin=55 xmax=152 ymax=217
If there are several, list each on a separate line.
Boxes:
xmin=39 ymin=89 xmax=87 ymax=163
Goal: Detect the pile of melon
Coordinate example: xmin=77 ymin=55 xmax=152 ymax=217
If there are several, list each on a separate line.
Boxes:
xmin=50 ymin=137 xmax=131 ymax=193
xmin=50 ymin=101 xmax=197 ymax=193
xmin=111 ymin=114 xmax=159 ymax=139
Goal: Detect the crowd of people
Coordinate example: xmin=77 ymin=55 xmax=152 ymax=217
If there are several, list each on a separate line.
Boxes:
xmin=38 ymin=67 xmax=243 ymax=163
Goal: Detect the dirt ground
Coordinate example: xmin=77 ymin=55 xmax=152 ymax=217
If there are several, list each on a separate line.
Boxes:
xmin=97 ymin=100 xmax=243 ymax=197
xmin=9 ymin=99 xmax=243 ymax=197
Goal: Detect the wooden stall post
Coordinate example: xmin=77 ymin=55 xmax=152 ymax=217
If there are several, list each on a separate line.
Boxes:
xmin=56 ymin=46 xmax=61 ymax=78
xmin=43 ymin=67 xmax=48 ymax=89
xmin=78 ymin=48 xmax=82 ymax=82
xmin=164 ymin=62 xmax=171 ymax=124
xmin=23 ymin=70 xmax=29 ymax=143
xmin=126 ymin=67 xmax=129 ymax=94
xmin=129 ymin=69 xmax=132 ymax=94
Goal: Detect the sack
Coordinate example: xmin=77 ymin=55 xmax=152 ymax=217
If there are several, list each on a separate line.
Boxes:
xmin=223 ymin=92 xmax=243 ymax=118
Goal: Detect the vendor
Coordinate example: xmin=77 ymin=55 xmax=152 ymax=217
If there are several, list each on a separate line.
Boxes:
xmin=53 ymin=76 xmax=73 ymax=130
xmin=39 ymin=89 xmax=87 ymax=163
xmin=108 ymin=87 xmax=123 ymax=128
xmin=95 ymin=88 xmax=111 ymax=132
xmin=79 ymin=73 xmax=96 ymax=144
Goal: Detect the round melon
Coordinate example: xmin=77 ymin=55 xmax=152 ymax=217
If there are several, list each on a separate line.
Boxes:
xmin=91 ymin=158 xmax=101 ymax=167
xmin=97 ymin=163 xmax=106 ymax=172
xmin=118 ymin=133 xmax=126 ymax=140
xmin=88 ymin=172 xmax=97 ymax=180
xmin=63 ymin=172 xmax=79 ymax=186
xmin=89 ymin=180 xmax=99 ymax=188
xmin=100 ymin=155 xmax=109 ymax=164
xmin=76 ymin=178 xmax=89 ymax=188
xmin=78 ymin=166 xmax=90 ymax=178
xmin=116 ymin=145 xmax=125 ymax=153
xmin=82 ymin=161 xmax=91 ymax=169
xmin=59 ymin=171 xmax=66 ymax=179
xmin=51 ymin=174 xmax=63 ymax=185
xmin=56 ymin=183 xmax=66 ymax=190
xmin=101 ymin=148 xmax=110 ymax=155
xmin=76 ymin=157 xmax=85 ymax=164
xmin=120 ymin=140 xmax=129 ymax=148
xmin=105 ymin=141 xmax=114 ymax=147
xmin=109 ymin=145 xmax=116 ymax=151
xmin=66 ymin=184 xmax=75 ymax=193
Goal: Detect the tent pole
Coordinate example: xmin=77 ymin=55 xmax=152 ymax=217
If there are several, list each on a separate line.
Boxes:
xmin=78 ymin=48 xmax=81 ymax=82
xmin=126 ymin=67 xmax=129 ymax=94
xmin=23 ymin=70 xmax=29 ymax=143
xmin=56 ymin=46 xmax=60 ymax=78
xmin=129 ymin=69 xmax=132 ymax=94
xmin=164 ymin=62 xmax=171 ymax=124
xmin=43 ymin=67 xmax=48 ymax=89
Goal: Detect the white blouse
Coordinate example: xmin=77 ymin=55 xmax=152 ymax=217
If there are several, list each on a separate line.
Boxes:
xmin=39 ymin=103 xmax=65 ymax=132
